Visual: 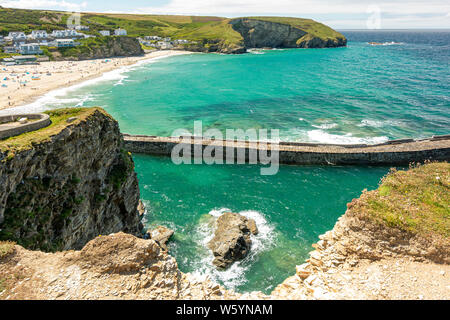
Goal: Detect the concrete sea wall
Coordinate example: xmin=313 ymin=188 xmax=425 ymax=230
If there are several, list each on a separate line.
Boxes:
xmin=123 ymin=134 xmax=450 ymax=166
xmin=0 ymin=114 xmax=51 ymax=140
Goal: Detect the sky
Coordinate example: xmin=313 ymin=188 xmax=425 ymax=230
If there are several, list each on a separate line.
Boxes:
xmin=0 ymin=0 xmax=449 ymax=29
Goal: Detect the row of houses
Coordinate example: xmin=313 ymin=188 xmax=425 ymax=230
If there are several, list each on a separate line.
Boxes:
xmin=6 ymin=29 xmax=83 ymax=42
xmin=143 ymin=36 xmax=172 ymax=42
xmin=139 ymin=36 xmax=193 ymax=50
xmin=5 ymin=28 xmax=128 ymax=43
xmin=4 ymin=39 xmax=79 ymax=55
xmin=99 ymin=29 xmax=127 ymax=36
xmin=2 ymin=28 xmax=128 ymax=56
xmin=1 ymin=55 xmax=48 ymax=66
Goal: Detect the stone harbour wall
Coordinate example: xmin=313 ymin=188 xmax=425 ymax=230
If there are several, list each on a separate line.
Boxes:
xmin=123 ymin=134 xmax=450 ymax=166
xmin=0 ymin=114 xmax=51 ymax=140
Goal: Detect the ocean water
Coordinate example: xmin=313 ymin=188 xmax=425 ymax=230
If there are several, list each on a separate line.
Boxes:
xmin=10 ymin=31 xmax=450 ymax=293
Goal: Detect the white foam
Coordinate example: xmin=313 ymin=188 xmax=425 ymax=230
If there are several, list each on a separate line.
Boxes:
xmin=191 ymin=208 xmax=275 ymax=290
xmin=307 ymin=129 xmax=389 ymax=145
xmin=358 ymin=119 xmax=402 ymax=128
xmin=0 ymin=54 xmax=178 ymax=115
xmin=311 ymin=123 xmax=338 ymax=129
xmin=248 ymin=49 xmax=265 ymax=55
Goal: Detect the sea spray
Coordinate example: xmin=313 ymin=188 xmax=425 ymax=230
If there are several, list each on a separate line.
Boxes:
xmin=190 ymin=208 xmax=276 ymax=290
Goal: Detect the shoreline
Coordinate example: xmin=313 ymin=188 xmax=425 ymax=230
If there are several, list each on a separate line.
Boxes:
xmin=0 ymin=50 xmax=192 ymax=114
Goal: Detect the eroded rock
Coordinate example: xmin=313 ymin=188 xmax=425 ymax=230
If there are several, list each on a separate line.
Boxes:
xmin=146 ymin=226 xmax=174 ymax=250
xmin=207 ymin=212 xmax=258 ymax=269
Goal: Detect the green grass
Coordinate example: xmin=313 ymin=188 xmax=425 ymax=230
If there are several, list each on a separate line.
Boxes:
xmin=246 ymin=17 xmax=345 ymax=41
xmin=356 ymin=162 xmax=449 ymax=239
xmin=0 ymin=7 xmax=66 ymax=35
xmin=0 ymin=241 xmax=15 ymax=259
xmin=0 ymin=107 xmax=103 ymax=156
xmin=0 ymin=7 xmax=343 ymax=47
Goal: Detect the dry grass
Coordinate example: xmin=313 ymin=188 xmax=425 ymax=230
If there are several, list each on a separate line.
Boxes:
xmin=361 ymin=162 xmax=449 ymax=239
xmin=0 ymin=241 xmax=15 ymax=259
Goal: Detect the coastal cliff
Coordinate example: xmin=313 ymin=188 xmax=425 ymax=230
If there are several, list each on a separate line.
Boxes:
xmin=230 ymin=18 xmax=346 ymax=49
xmin=175 ymin=17 xmax=346 ymax=53
xmin=0 ymin=8 xmax=345 ymax=56
xmin=269 ymin=162 xmax=449 ymax=299
xmin=53 ymin=36 xmax=145 ymax=61
xmin=0 ymin=108 xmax=142 ymax=251
xmin=1 ymin=161 xmax=448 ymax=300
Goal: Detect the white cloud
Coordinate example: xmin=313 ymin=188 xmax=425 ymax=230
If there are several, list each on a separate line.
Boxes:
xmin=136 ymin=0 xmax=450 ymax=16
xmin=132 ymin=0 xmax=450 ymax=29
xmin=0 ymin=0 xmax=87 ymax=11
xmin=326 ymin=14 xmax=450 ymax=29
xmin=1 ymin=0 xmax=449 ymax=28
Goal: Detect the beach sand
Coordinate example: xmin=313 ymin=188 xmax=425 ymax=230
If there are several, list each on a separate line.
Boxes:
xmin=0 ymin=50 xmax=191 ymax=112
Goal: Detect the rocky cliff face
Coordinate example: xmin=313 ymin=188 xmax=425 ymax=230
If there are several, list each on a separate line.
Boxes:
xmin=176 ymin=18 xmax=346 ymax=54
xmin=55 ymin=36 xmax=145 ymax=61
xmin=0 ymin=108 xmax=142 ymax=251
xmin=230 ymin=18 xmax=346 ymax=49
xmin=176 ymin=39 xmax=246 ymax=54
xmin=0 ymin=233 xmax=238 ymax=300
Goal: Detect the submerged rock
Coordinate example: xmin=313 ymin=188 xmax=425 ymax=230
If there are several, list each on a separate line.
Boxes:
xmin=208 ymin=212 xmax=258 ymax=270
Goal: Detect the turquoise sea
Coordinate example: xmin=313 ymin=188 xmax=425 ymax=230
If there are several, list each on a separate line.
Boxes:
xmin=9 ymin=31 xmax=450 ymax=293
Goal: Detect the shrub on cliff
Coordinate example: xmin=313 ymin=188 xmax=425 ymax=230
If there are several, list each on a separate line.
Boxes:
xmin=365 ymin=162 xmax=449 ymax=239
xmin=346 ymin=162 xmax=449 ymax=263
xmin=0 ymin=241 xmax=15 ymax=259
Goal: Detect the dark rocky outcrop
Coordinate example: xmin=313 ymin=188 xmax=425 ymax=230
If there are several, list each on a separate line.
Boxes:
xmin=230 ymin=18 xmax=346 ymax=49
xmin=175 ymin=18 xmax=346 ymax=54
xmin=53 ymin=36 xmax=145 ymax=61
xmin=208 ymin=212 xmax=258 ymax=269
xmin=230 ymin=18 xmax=307 ymax=48
xmin=0 ymin=108 xmax=142 ymax=251
xmin=176 ymin=39 xmax=246 ymax=54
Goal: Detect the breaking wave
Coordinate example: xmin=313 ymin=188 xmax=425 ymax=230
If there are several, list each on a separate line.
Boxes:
xmin=190 ymin=208 xmax=275 ymax=290
xmin=307 ymin=129 xmax=389 ymax=145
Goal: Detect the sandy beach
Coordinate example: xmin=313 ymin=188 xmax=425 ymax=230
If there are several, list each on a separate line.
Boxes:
xmin=0 ymin=50 xmax=191 ymax=112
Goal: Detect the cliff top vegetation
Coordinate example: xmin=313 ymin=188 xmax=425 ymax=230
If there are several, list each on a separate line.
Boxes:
xmin=0 ymin=7 xmax=344 ymax=45
xmin=354 ymin=162 xmax=449 ymax=240
xmin=0 ymin=107 xmax=105 ymax=155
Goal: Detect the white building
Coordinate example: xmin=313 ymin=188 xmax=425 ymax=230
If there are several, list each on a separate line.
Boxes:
xmin=157 ymin=41 xmax=173 ymax=50
xmin=114 ymin=28 xmax=127 ymax=36
xmin=19 ymin=43 xmax=43 ymax=55
xmin=30 ymin=30 xmax=48 ymax=39
xmin=51 ymin=29 xmax=81 ymax=39
xmin=75 ymin=25 xmax=90 ymax=31
xmin=99 ymin=30 xmax=110 ymax=36
xmin=4 ymin=46 xmax=18 ymax=54
xmin=7 ymin=32 xmax=26 ymax=42
xmin=174 ymin=39 xmax=189 ymax=45
xmin=55 ymin=39 xmax=76 ymax=48
xmin=145 ymin=36 xmax=161 ymax=41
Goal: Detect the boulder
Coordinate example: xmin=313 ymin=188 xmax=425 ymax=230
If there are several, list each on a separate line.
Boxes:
xmin=146 ymin=226 xmax=174 ymax=250
xmin=207 ymin=212 xmax=258 ymax=269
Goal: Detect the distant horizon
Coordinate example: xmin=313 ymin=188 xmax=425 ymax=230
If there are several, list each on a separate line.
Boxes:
xmin=0 ymin=0 xmax=449 ymax=29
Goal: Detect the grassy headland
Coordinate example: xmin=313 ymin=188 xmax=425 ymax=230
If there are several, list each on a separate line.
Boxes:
xmin=0 ymin=108 xmax=101 ymax=155
xmin=356 ymin=162 xmax=449 ymax=240
xmin=0 ymin=7 xmax=346 ymax=54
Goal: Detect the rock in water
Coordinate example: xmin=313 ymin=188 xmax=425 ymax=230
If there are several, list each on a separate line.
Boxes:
xmin=147 ymin=226 xmax=174 ymax=250
xmin=208 ymin=212 xmax=259 ymax=269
